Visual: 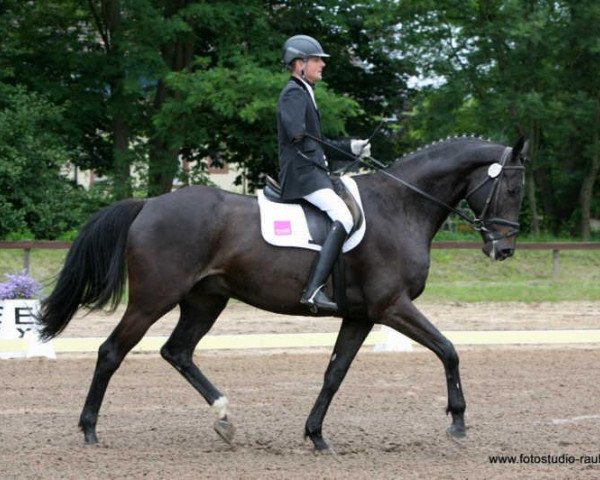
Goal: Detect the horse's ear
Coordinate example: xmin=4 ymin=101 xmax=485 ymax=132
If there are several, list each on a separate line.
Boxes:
xmin=511 ymin=136 xmax=527 ymax=159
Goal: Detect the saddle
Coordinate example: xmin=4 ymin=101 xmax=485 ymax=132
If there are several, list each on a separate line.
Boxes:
xmin=263 ymin=176 xmax=364 ymax=244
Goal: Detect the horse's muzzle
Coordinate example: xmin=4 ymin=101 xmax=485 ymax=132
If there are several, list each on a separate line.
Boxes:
xmin=482 ymin=240 xmax=515 ymax=261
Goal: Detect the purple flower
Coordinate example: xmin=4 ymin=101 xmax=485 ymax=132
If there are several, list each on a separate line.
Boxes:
xmin=0 ymin=272 xmax=42 ymax=300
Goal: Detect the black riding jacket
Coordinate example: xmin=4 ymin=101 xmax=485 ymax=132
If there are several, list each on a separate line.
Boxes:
xmin=277 ymin=76 xmax=352 ymax=200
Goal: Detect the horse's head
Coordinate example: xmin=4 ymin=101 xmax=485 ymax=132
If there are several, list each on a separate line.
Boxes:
xmin=465 ymin=136 xmax=528 ymax=261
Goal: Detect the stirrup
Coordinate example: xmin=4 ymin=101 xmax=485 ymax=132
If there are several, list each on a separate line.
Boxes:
xmin=300 ymin=285 xmax=338 ymax=314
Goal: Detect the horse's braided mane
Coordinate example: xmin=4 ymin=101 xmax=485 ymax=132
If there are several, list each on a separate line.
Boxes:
xmin=395 ymin=134 xmax=496 ymax=164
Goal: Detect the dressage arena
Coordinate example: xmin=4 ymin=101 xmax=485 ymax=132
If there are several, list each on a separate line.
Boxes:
xmin=1 ymin=301 xmax=599 ymax=479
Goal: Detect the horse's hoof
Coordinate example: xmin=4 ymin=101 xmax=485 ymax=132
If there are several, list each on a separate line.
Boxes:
xmin=307 ymin=434 xmax=334 ymax=454
xmin=214 ymin=418 xmax=236 ymax=445
xmin=446 ymin=424 xmax=466 ymax=439
xmin=83 ymin=432 xmax=99 ymax=445
xmin=314 ymin=446 xmax=336 ymax=456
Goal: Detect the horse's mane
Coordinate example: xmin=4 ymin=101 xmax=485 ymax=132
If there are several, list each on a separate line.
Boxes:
xmin=392 ymin=134 xmax=499 ymax=166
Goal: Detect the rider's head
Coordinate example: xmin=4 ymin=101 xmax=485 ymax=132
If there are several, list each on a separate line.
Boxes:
xmin=282 ymin=35 xmax=330 ymax=84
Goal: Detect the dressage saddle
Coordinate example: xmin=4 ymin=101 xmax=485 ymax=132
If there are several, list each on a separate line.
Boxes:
xmin=263 ymin=175 xmax=363 ymax=244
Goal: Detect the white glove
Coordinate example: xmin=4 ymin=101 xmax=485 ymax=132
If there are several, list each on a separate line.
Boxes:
xmin=351 ymin=139 xmax=371 ymax=159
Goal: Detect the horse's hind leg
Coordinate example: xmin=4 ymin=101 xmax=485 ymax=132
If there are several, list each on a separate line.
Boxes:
xmin=160 ymin=294 xmax=234 ymax=444
xmin=305 ymin=318 xmax=373 ymax=452
xmin=381 ymin=296 xmax=466 ymax=438
xmin=79 ymin=303 xmax=170 ymax=444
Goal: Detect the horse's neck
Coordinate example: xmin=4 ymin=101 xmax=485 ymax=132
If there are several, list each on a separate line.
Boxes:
xmin=369 ymin=152 xmax=475 ymax=240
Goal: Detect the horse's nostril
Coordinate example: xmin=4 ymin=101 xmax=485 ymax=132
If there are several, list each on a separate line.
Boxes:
xmin=497 ymin=248 xmax=514 ymax=260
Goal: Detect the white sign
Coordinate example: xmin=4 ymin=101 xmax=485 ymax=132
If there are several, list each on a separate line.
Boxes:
xmin=0 ymin=300 xmax=55 ymax=359
xmin=374 ymin=326 xmax=413 ymax=352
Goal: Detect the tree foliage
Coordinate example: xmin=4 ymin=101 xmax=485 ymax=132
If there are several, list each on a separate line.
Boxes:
xmin=0 ymin=85 xmax=106 ymax=239
xmin=0 ymin=0 xmax=597 ymax=239
xmin=397 ymin=0 xmax=599 ymax=237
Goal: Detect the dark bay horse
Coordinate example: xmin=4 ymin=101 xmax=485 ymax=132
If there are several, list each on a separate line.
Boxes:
xmin=38 ymin=136 xmax=527 ymax=451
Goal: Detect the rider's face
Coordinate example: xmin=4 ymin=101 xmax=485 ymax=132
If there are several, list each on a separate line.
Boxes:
xmin=301 ymin=57 xmax=325 ymax=83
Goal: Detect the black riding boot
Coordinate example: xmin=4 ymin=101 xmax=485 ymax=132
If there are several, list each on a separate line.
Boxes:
xmin=300 ymin=221 xmax=348 ymax=313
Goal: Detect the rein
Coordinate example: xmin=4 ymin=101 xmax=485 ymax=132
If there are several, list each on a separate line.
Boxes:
xmin=304 ymin=133 xmax=525 ymax=240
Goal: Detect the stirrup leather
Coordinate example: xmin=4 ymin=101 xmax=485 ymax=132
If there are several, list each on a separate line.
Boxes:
xmin=305 ymin=284 xmax=326 ymax=304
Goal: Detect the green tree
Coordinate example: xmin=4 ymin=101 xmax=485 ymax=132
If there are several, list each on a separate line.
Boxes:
xmin=0 ymin=85 xmax=100 ymax=239
xmin=151 ymin=1 xmax=283 ymax=193
xmin=154 ymin=1 xmax=403 ymax=192
xmin=400 ymin=0 xmax=599 ymax=238
xmin=1 ymin=0 xmax=406 ymax=198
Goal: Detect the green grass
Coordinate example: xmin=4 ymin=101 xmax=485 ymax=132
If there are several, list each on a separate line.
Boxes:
xmin=1 ymin=246 xmax=599 ymax=302
xmin=422 ymin=249 xmax=600 ymax=302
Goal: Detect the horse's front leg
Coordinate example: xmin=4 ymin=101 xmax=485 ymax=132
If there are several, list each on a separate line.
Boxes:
xmin=380 ymin=296 xmax=466 ymax=438
xmin=305 ymin=318 xmax=373 ymax=452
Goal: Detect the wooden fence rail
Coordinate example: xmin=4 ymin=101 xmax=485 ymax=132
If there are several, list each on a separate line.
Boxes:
xmin=433 ymin=242 xmax=600 ymax=279
xmin=1 ymin=241 xmax=599 ymax=280
xmin=1 ymin=241 xmax=71 ymax=275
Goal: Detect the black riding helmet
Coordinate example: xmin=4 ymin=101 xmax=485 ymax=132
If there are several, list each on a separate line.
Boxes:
xmin=282 ymin=35 xmax=330 ymax=66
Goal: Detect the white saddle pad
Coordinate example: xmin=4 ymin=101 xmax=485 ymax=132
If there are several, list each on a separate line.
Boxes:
xmin=257 ymin=176 xmax=366 ymax=252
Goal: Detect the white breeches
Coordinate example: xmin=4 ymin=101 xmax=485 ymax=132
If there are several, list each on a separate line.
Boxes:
xmin=303 ymin=188 xmax=354 ymax=234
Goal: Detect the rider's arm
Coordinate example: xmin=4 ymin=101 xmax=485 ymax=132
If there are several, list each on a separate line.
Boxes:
xmin=279 ymin=88 xmax=307 ymax=143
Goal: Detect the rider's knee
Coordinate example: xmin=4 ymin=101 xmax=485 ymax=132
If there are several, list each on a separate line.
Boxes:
xmin=332 ymin=207 xmax=353 ymax=234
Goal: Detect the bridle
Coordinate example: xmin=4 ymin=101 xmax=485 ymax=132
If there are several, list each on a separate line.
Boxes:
xmin=304 ymin=134 xmax=526 ymax=241
xmin=463 ymin=146 xmax=526 ymax=241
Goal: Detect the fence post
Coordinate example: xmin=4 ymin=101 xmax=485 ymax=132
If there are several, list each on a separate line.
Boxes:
xmin=23 ymin=248 xmax=31 ymax=275
xmin=552 ymin=249 xmax=560 ymax=280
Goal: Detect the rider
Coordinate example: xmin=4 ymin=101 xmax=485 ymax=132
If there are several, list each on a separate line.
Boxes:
xmin=277 ymin=34 xmax=371 ymax=313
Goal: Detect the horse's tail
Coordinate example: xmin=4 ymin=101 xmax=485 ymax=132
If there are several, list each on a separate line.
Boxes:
xmin=37 ymin=199 xmax=145 ymax=340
